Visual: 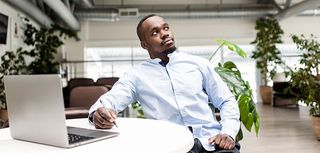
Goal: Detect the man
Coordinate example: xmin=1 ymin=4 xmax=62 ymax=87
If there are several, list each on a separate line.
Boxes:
xmin=89 ymin=14 xmax=240 ymax=153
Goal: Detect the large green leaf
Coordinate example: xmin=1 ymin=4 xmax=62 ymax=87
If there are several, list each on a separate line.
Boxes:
xmin=212 ymin=39 xmax=260 ymax=141
xmin=215 ymin=67 xmax=247 ymax=96
xmin=216 ymin=39 xmax=247 ymax=58
xmin=244 ymin=113 xmax=254 ymax=131
xmin=214 ymin=59 xmax=259 ymax=141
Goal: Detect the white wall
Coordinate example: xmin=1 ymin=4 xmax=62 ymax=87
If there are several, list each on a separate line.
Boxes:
xmin=0 ymin=0 xmax=39 ymax=58
xmin=280 ymin=16 xmax=320 ymax=42
xmin=86 ymin=18 xmax=257 ymax=47
xmin=0 ymin=0 xmax=24 ymax=55
xmin=64 ymin=17 xmax=258 ymax=63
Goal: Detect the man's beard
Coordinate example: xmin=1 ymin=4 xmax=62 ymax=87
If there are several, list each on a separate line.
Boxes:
xmin=163 ymin=46 xmax=177 ymax=55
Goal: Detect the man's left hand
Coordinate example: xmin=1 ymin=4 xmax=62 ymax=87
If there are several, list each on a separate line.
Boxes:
xmin=208 ymin=134 xmax=235 ymax=150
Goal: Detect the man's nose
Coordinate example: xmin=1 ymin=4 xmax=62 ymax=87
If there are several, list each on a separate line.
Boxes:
xmin=160 ymin=30 xmax=169 ymax=39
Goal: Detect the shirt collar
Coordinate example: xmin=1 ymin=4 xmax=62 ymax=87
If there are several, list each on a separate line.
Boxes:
xmin=146 ymin=50 xmax=179 ymax=65
xmin=147 ymin=58 xmax=162 ymax=64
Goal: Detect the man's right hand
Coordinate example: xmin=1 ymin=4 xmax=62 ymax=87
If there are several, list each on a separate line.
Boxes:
xmin=93 ymin=107 xmax=117 ymax=129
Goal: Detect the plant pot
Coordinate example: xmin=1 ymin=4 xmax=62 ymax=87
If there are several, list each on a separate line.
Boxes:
xmin=260 ymin=86 xmax=272 ymax=104
xmin=312 ymin=116 xmax=320 ymax=140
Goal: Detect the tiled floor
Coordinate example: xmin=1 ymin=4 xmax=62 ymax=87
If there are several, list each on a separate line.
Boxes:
xmin=241 ymin=104 xmax=320 ymax=153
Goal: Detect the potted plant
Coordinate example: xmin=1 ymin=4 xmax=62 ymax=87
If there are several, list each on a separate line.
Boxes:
xmin=211 ymin=39 xmax=259 ymax=141
xmin=251 ymin=15 xmax=284 ymax=104
xmin=22 ymin=18 xmax=79 ymax=74
xmin=0 ymin=18 xmax=78 ymax=128
xmin=290 ymin=34 xmax=320 ymax=140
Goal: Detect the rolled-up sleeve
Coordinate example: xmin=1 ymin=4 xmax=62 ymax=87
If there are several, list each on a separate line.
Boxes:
xmin=88 ymin=71 xmax=136 ymax=117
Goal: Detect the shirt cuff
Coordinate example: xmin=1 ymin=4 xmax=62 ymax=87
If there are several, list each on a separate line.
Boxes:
xmin=220 ymin=127 xmax=238 ymax=141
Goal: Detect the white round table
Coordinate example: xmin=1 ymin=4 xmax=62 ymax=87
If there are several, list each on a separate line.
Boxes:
xmin=0 ymin=118 xmax=194 ymax=153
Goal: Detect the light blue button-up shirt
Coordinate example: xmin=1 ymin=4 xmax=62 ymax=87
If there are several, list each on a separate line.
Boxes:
xmin=89 ymin=51 xmax=240 ymax=151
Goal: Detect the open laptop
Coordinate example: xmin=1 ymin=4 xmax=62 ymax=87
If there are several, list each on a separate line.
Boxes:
xmin=3 ymin=74 xmax=119 ymax=148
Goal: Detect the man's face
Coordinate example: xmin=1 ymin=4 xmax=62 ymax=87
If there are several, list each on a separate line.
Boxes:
xmin=140 ymin=16 xmax=175 ymax=59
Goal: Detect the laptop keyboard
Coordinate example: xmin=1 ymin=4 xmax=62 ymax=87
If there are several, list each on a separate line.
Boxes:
xmin=68 ymin=133 xmax=95 ymax=144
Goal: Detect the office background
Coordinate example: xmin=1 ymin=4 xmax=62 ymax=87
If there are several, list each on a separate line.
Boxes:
xmin=1 ymin=0 xmax=320 ymax=152
xmin=2 ymin=1 xmax=320 ymax=83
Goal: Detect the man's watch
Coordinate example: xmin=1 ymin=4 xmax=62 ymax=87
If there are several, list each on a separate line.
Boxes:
xmin=88 ymin=111 xmax=95 ymax=123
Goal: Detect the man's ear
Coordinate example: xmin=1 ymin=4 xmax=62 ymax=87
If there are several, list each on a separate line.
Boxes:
xmin=140 ymin=41 xmax=149 ymax=50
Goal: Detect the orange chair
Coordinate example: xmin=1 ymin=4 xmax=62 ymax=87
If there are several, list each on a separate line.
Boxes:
xmin=65 ymin=85 xmax=108 ymax=119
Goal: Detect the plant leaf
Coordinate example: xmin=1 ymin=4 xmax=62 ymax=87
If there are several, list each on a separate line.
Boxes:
xmin=244 ymin=113 xmax=254 ymax=131
xmin=236 ymin=128 xmax=243 ymax=141
xmin=216 ymin=39 xmax=247 ymax=58
xmin=254 ymin=115 xmax=260 ymax=135
xmin=212 ymin=39 xmax=260 ymax=140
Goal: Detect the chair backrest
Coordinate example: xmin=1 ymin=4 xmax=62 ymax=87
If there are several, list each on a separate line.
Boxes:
xmin=273 ymin=82 xmax=290 ymax=93
xmin=96 ymin=77 xmax=119 ymax=89
xmin=68 ymin=78 xmax=95 ymax=92
xmin=69 ymin=86 xmax=108 ymax=108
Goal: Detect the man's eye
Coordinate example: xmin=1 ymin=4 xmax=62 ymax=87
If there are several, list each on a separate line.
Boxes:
xmin=164 ymin=27 xmax=169 ymax=31
xmin=152 ymin=31 xmax=158 ymax=36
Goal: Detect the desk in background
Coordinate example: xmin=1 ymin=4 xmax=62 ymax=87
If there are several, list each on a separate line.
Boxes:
xmin=0 ymin=118 xmax=194 ymax=153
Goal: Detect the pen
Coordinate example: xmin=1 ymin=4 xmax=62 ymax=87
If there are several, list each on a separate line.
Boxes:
xmin=99 ymin=100 xmax=119 ymax=128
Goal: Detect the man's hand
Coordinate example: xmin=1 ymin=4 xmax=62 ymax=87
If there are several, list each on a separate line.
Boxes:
xmin=93 ymin=107 xmax=117 ymax=129
xmin=208 ymin=134 xmax=235 ymax=150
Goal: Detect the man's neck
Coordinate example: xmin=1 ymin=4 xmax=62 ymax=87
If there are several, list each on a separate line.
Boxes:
xmin=159 ymin=47 xmax=176 ymax=65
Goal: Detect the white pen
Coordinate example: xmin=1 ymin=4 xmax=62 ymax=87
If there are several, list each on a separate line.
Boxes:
xmin=99 ymin=100 xmax=118 ymax=128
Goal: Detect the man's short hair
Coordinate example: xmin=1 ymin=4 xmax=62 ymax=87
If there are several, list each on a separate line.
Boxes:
xmin=136 ymin=14 xmax=158 ymax=41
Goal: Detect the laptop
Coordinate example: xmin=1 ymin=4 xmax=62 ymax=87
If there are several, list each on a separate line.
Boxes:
xmin=3 ymin=74 xmax=119 ymax=148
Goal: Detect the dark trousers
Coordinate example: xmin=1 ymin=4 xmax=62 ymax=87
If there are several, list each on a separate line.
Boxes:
xmin=188 ymin=138 xmax=241 ymax=153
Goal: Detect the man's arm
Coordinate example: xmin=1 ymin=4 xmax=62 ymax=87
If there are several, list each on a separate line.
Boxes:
xmin=88 ymin=71 xmax=137 ymax=128
xmin=201 ymin=60 xmax=240 ymax=149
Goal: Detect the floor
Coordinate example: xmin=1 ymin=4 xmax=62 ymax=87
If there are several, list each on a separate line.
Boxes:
xmin=241 ymin=104 xmax=320 ymax=153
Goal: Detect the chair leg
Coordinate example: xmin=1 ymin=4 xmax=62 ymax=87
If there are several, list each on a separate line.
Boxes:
xmin=273 ymin=96 xmax=277 ymax=107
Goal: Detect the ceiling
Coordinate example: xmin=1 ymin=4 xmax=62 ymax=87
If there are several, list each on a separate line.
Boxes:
xmin=4 ymin=0 xmax=320 ymax=31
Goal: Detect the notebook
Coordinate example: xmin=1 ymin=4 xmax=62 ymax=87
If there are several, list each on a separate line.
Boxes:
xmin=3 ymin=74 xmax=119 ymax=148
